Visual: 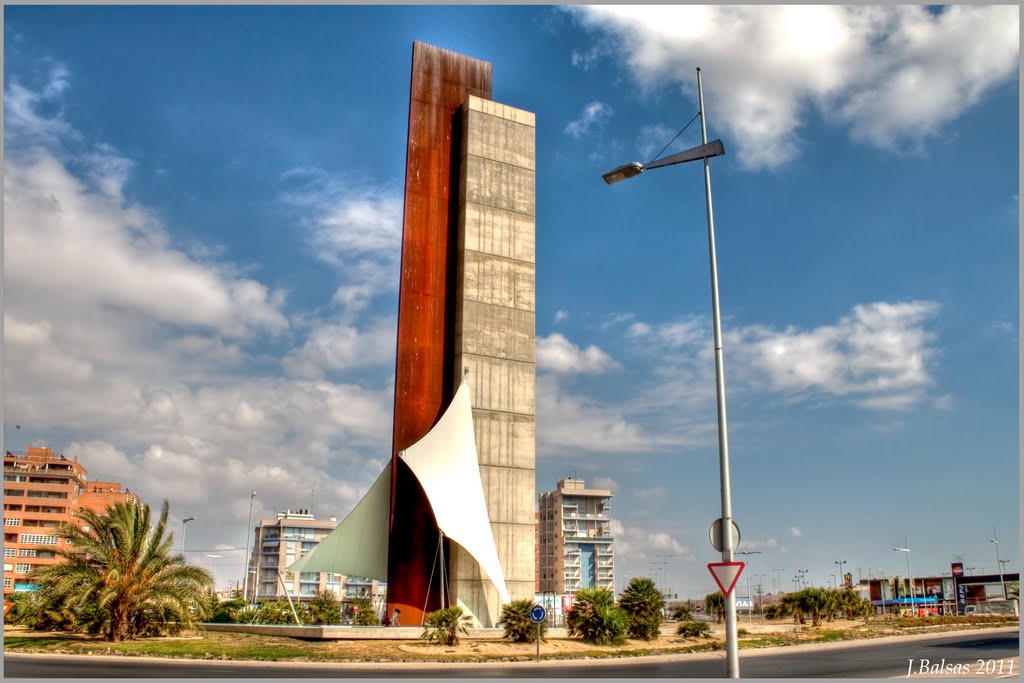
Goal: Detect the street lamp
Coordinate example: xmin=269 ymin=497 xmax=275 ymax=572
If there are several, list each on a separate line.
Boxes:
xmin=180 ymin=513 xmax=196 ymax=556
xmin=834 ymin=560 xmax=847 ymax=589
xmin=242 ymin=490 xmax=256 ymax=604
xmin=772 ymin=568 xmax=786 ymax=595
xmin=990 ymin=527 xmax=1006 ymax=600
xmin=603 ymin=66 xmax=738 ymax=678
xmin=657 ymin=554 xmax=675 ymax=601
xmin=894 ymin=539 xmax=915 ymax=616
xmin=736 ymin=550 xmax=761 ymax=621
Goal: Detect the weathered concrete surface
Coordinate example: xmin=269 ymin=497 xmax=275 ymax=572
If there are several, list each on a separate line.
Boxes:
xmin=450 ymin=94 xmax=536 ymax=628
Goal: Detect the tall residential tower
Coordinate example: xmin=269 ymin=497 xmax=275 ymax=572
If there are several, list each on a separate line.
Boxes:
xmin=537 ymin=478 xmax=614 ymax=595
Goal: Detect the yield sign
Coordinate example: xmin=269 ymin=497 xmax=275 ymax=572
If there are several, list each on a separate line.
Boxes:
xmin=708 ymin=561 xmax=745 ymax=596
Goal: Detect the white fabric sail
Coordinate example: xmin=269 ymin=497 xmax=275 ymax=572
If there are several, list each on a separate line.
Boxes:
xmin=285 ymin=462 xmax=391 ymax=580
xmin=400 ymin=381 xmax=510 ymax=604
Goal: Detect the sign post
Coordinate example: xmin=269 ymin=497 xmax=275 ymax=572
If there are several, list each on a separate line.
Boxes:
xmin=529 ymin=603 xmax=547 ymax=662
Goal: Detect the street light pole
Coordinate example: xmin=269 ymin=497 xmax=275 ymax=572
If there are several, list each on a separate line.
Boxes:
xmin=894 ymin=539 xmax=914 ymax=616
xmin=737 ymin=550 xmax=761 ymax=621
xmin=242 ymin=490 xmax=255 ymax=604
xmin=990 ymin=527 xmax=1006 ymax=600
xmin=834 ymin=560 xmax=847 ymax=589
xmin=180 ymin=512 xmax=196 ymax=556
xmin=602 ymin=67 xmax=738 ymax=677
xmin=772 ymin=568 xmax=786 ymax=595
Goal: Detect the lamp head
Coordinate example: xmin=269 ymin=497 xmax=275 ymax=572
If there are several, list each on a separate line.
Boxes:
xmin=602 ymin=162 xmax=644 ymax=185
xmin=184 ymin=516 xmax=197 ymax=523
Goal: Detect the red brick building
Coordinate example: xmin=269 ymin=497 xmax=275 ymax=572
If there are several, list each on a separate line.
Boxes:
xmin=3 ymin=445 xmax=140 ymax=595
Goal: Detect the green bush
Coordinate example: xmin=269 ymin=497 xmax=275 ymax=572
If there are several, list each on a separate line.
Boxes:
xmin=421 ymin=605 xmax=470 ymax=646
xmin=671 ymin=604 xmax=694 ymax=621
xmin=351 ymin=596 xmax=381 ymax=626
xmin=500 ymin=599 xmax=546 ymax=643
xmin=305 ymin=590 xmax=342 ymax=625
xmin=211 ymin=597 xmax=247 ymax=624
xmin=619 ymin=577 xmax=664 ymax=641
xmin=677 ymin=620 xmax=711 ymax=638
xmin=566 ymin=588 xmax=627 ymax=646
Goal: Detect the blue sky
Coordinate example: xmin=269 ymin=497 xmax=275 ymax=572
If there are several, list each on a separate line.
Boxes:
xmin=4 ymin=5 xmax=1019 ymax=600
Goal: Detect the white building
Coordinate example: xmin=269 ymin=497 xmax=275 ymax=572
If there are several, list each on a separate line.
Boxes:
xmin=537 ymin=478 xmax=614 ymax=595
xmin=246 ymin=508 xmax=385 ymax=602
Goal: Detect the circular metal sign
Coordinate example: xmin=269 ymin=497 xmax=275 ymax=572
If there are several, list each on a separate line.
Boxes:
xmin=529 ymin=604 xmax=547 ymax=623
xmin=709 ymin=518 xmax=741 ymax=552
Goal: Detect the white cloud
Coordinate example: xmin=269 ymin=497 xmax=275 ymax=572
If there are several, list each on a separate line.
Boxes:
xmin=566 ymin=5 xmax=1019 ymax=169
xmin=732 ymin=301 xmax=939 ymax=409
xmin=280 ymin=167 xmax=403 ymax=314
xmin=790 ymin=527 xmax=803 ymax=537
xmin=3 ymin=64 xmax=396 ymax=585
xmin=610 ymin=519 xmax=693 ymax=570
xmin=554 ymin=309 xmax=570 ymax=324
xmin=633 ymin=486 xmax=668 ymax=498
xmin=536 ymin=333 xmax=619 ymax=374
xmin=590 ymin=476 xmax=618 ymax=493
xmin=565 ymin=101 xmax=614 ymax=139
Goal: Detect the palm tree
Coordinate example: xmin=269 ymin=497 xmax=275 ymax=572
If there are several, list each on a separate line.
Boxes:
xmin=619 ymin=576 xmax=664 ymax=640
xmin=566 ymin=587 xmax=627 ymax=645
xmin=30 ymin=499 xmax=213 ymax=641
xmin=796 ymin=587 xmax=831 ymax=627
xmin=500 ymin=598 xmax=545 ymax=643
xmin=421 ymin=605 xmax=470 ymax=646
xmin=704 ymin=591 xmax=726 ymax=623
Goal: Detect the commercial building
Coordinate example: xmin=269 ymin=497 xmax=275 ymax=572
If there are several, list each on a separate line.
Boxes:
xmin=861 ymin=571 xmax=1019 ymax=616
xmin=3 ymin=445 xmax=139 ymax=595
xmin=247 ymin=508 xmax=385 ymax=603
xmin=537 ymin=478 xmax=614 ymax=595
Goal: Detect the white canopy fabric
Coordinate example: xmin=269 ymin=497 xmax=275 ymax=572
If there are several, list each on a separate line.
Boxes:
xmin=285 ymin=462 xmax=391 ymax=580
xmin=399 ymin=381 xmax=511 ymax=604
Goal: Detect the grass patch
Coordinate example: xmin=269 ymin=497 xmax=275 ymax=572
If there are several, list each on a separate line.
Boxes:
xmin=813 ymin=630 xmax=846 ymax=643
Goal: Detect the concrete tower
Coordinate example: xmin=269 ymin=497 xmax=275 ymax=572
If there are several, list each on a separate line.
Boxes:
xmin=388 ymin=42 xmax=535 ymax=627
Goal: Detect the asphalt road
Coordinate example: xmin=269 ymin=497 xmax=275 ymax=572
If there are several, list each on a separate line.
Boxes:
xmin=4 ymin=629 xmax=1018 ymax=678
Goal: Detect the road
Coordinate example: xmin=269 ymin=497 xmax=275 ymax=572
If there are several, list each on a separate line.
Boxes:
xmin=4 ymin=629 xmax=1018 ymax=678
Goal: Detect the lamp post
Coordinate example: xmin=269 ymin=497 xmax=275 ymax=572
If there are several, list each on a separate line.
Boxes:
xmin=736 ymin=550 xmax=761 ymax=621
xmin=772 ymin=568 xmax=786 ymax=595
xmin=242 ymin=490 xmax=255 ymax=604
xmin=202 ymin=553 xmax=223 ymax=595
xmin=180 ymin=513 xmax=196 ymax=556
xmin=603 ymin=66 xmax=739 ymax=678
xmin=894 ymin=539 xmax=914 ymax=616
xmin=657 ymin=553 xmax=675 ymax=602
xmin=990 ymin=527 xmax=1006 ymax=600
xmin=834 ymin=560 xmax=847 ymax=589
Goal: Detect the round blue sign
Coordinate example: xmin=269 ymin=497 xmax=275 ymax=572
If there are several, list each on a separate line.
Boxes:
xmin=529 ymin=604 xmax=547 ymax=623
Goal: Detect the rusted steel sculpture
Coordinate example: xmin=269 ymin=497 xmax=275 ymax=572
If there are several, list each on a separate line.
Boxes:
xmin=387 ymin=42 xmax=492 ymax=626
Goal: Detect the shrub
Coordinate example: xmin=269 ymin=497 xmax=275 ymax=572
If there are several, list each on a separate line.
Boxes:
xmin=566 ymin=587 xmax=627 ymax=646
xmin=704 ymin=591 xmax=726 ymax=623
xmin=619 ymin=577 xmax=664 ymax=641
xmin=351 ymin=597 xmax=380 ymax=626
xmin=211 ymin=597 xmax=247 ymax=624
xmin=306 ymin=590 xmax=342 ymax=625
xmin=672 ymin=604 xmax=694 ymax=621
xmin=500 ymin=599 xmax=546 ymax=643
xmin=421 ymin=605 xmax=470 ymax=646
xmin=677 ymin=620 xmax=711 ymax=638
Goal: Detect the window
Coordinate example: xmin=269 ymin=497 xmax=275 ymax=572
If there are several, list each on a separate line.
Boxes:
xmin=3 ymin=548 xmax=14 ymax=558
xmin=15 ymin=563 xmax=31 ymax=573
xmin=18 ymin=533 xmax=58 ymax=544
xmin=3 ymin=578 xmax=10 ymax=588
xmin=18 ymin=549 xmax=36 ymax=557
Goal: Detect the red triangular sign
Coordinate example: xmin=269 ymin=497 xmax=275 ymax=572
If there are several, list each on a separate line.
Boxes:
xmin=708 ymin=561 xmax=745 ymax=596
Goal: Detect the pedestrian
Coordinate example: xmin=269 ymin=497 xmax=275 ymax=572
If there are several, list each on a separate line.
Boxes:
xmin=391 ymin=607 xmax=401 ymax=627
xmin=382 ymin=613 xmax=391 ymax=627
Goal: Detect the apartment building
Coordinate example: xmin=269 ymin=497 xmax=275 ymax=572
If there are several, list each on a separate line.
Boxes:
xmin=247 ymin=508 xmax=385 ymax=603
xmin=537 ymin=478 xmax=614 ymax=595
xmin=3 ymin=445 xmax=140 ymax=595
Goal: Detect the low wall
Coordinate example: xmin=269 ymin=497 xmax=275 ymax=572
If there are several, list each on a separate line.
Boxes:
xmin=200 ymin=623 xmax=571 ymax=641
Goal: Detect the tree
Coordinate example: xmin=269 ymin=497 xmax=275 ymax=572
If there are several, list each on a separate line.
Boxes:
xmin=421 ymin=605 xmax=470 ymax=646
xmin=672 ymin=603 xmax=694 ymax=621
xmin=780 ymin=592 xmax=805 ymax=624
xmin=704 ymin=591 xmax=726 ymax=623
xmin=500 ymin=598 xmax=545 ymax=643
xmin=351 ymin=596 xmax=381 ymax=625
xmin=565 ymin=587 xmax=627 ymax=646
xmin=795 ymin=588 xmax=832 ymax=627
xmin=30 ymin=499 xmax=213 ymax=641
xmin=306 ymin=589 xmax=342 ymax=625
xmin=619 ymin=576 xmax=664 ymax=640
